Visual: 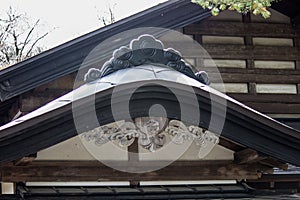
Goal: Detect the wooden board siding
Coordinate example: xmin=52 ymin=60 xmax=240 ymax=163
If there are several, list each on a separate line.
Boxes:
xmin=182 ymin=17 xmax=300 ymax=114
xmin=0 ymin=160 xmax=270 ymax=182
xmin=184 ymin=21 xmax=299 ymax=38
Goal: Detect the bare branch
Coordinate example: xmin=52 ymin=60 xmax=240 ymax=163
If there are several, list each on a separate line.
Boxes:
xmin=19 ymin=19 xmax=40 ymax=58
xmin=25 ymin=32 xmax=48 ymax=58
xmin=12 ymin=30 xmax=19 ymax=56
xmin=98 ymin=3 xmax=116 ymax=26
xmin=0 ymin=7 xmax=48 ymax=67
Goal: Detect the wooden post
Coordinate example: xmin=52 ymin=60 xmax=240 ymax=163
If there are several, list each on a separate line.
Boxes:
xmin=128 ymin=140 xmax=140 ymax=187
xmin=294 ymin=36 xmax=300 ymax=70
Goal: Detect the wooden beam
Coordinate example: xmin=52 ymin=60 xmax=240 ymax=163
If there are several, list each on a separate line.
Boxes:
xmin=247 ymin=174 xmax=300 ymax=193
xmin=167 ymin=43 xmax=300 ymax=61
xmin=248 ymin=174 xmax=300 ymax=182
xmin=128 ymin=140 xmax=140 ymax=187
xmin=204 ymin=45 xmax=300 ymax=61
xmin=206 ymin=68 xmax=300 ymax=84
xmin=219 ymin=137 xmax=245 ymax=152
xmin=234 ymin=149 xmax=266 ymax=164
xmin=241 ymin=102 xmax=300 ymax=114
xmin=206 ymin=68 xmax=300 ymax=75
xmin=184 ymin=21 xmax=299 ymax=37
xmin=0 ymin=160 xmax=271 ymax=182
xmin=259 ymin=158 xmax=288 ymax=170
xmin=13 ymin=154 xmax=37 ymax=166
xmin=228 ymin=94 xmax=300 ymax=104
xmin=248 ymin=83 xmax=256 ymax=95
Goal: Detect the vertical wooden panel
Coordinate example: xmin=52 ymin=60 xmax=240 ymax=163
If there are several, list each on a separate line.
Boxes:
xmin=295 ymin=37 xmax=300 ymax=70
xmin=248 ymin=83 xmax=257 ymax=94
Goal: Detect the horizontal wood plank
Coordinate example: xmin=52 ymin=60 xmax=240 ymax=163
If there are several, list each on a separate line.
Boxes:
xmin=234 ymin=149 xmax=265 ymax=164
xmin=228 ymin=94 xmax=300 ymax=103
xmin=184 ymin=21 xmax=300 ymax=38
xmin=203 ymin=45 xmax=300 ymax=61
xmin=225 ymin=94 xmax=300 ymax=113
xmin=242 ymin=102 xmax=300 ymax=114
xmin=206 ymin=68 xmax=300 ymax=84
xmin=0 ymin=160 xmax=271 ymax=182
xmin=259 ymin=158 xmax=288 ymax=170
xmin=248 ymin=174 xmax=300 ymax=182
xmin=168 ymin=43 xmax=300 ymax=61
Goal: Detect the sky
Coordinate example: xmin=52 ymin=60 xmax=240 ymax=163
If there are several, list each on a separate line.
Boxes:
xmin=1 ymin=0 xmax=167 ymax=49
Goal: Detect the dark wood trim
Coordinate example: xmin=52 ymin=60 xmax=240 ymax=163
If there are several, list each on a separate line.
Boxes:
xmin=247 ymin=174 xmax=300 ymax=193
xmin=248 ymin=174 xmax=300 ymax=182
xmin=234 ymin=149 xmax=265 ymax=164
xmin=0 ymin=160 xmax=270 ymax=182
xmin=128 ymin=140 xmax=139 ymax=162
xmin=296 ymin=60 xmax=300 ymax=70
xmin=168 ymin=43 xmax=300 ymax=60
xmin=206 ymin=68 xmax=300 ymax=84
xmin=228 ymin=94 xmax=300 ymax=103
xmin=206 ymin=68 xmax=300 ymax=75
xmin=246 ymin=59 xmax=254 ymax=69
xmin=184 ymin=21 xmax=299 ymax=37
xmin=259 ymin=158 xmax=288 ymax=170
xmin=248 ymin=83 xmax=256 ymax=94
xmin=227 ymin=94 xmax=300 ymax=113
xmin=219 ymin=137 xmax=245 ymax=152
xmin=13 ymin=154 xmax=36 ymax=166
xmin=242 ymin=13 xmax=251 ymax=23
xmin=243 ymin=102 xmax=300 ymax=114
xmin=205 ymin=45 xmax=300 ymax=61
xmin=194 ymin=34 xmax=202 ymax=44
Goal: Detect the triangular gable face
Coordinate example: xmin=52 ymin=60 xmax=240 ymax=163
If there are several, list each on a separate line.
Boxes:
xmin=0 ymin=33 xmax=299 ymax=169
xmin=36 ymin=135 xmax=234 ymax=161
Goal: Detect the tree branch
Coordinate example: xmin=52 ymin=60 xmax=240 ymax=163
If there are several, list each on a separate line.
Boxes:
xmin=19 ymin=19 xmax=40 ymax=58
xmin=25 ymin=32 xmax=48 ymax=58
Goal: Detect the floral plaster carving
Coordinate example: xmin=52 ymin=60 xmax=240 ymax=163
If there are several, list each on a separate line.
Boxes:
xmin=82 ymin=118 xmax=219 ymax=152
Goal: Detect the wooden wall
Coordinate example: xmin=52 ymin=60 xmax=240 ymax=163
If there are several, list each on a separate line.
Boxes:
xmin=182 ymin=9 xmax=300 ymax=115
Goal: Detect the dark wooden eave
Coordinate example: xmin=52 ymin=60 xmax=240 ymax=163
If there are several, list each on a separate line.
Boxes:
xmin=0 ymin=0 xmax=211 ymax=102
xmin=0 ymin=80 xmax=299 ymax=165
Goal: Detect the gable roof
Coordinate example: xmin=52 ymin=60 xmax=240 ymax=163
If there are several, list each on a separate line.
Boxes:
xmin=0 ymin=0 xmax=211 ymax=102
xmin=0 ymin=60 xmax=299 ymax=165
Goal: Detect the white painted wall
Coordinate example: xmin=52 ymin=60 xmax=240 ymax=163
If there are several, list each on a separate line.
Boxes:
xmin=1 ymin=183 xmax=14 ymax=194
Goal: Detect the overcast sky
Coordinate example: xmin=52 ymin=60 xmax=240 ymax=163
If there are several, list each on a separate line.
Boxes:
xmin=1 ymin=0 xmax=167 ymax=48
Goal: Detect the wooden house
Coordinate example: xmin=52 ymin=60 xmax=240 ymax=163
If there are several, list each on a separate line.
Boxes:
xmin=0 ymin=0 xmax=299 ymax=199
